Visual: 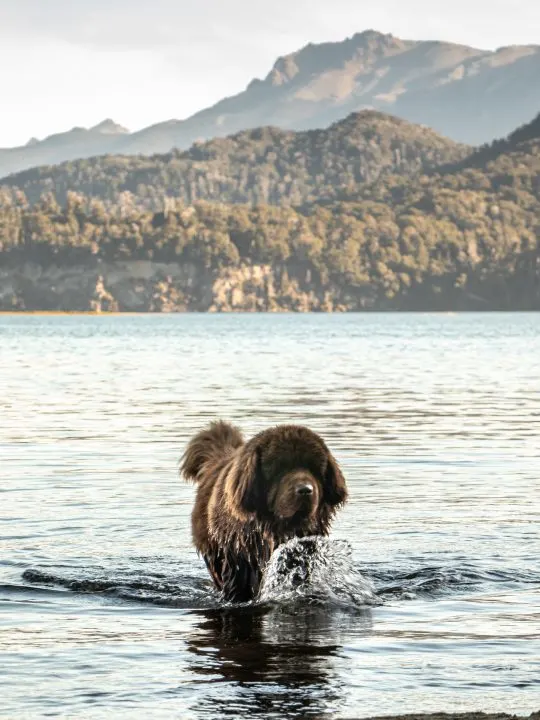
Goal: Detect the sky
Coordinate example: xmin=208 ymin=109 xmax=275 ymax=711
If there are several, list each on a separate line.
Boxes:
xmin=1 ymin=0 xmax=539 ymax=147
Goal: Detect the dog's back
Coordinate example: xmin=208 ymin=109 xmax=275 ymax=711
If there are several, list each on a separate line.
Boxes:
xmin=181 ymin=421 xmax=243 ymax=483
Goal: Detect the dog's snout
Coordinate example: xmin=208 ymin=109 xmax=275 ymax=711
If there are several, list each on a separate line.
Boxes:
xmin=296 ymin=482 xmax=314 ymax=496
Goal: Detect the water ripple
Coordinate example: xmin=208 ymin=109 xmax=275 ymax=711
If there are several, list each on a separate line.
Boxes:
xmin=2 ymin=313 xmax=540 ymax=719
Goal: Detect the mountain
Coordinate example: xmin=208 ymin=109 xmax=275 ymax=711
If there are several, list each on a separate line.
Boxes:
xmin=0 ymin=119 xmax=129 ymax=178
xmin=1 ymin=111 xmax=538 ymax=312
xmin=125 ymin=31 xmax=540 ymax=153
xmin=0 ymin=111 xmax=470 ymax=208
xmin=1 ymin=30 xmax=539 ymax=178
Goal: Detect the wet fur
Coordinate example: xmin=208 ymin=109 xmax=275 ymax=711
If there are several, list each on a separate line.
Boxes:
xmin=180 ymin=421 xmax=348 ymax=602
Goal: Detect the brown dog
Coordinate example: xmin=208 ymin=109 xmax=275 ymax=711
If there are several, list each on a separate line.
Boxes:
xmin=180 ymin=421 xmax=348 ymax=603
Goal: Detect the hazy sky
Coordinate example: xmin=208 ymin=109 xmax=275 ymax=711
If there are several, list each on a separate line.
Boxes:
xmin=1 ymin=0 xmax=539 ymax=147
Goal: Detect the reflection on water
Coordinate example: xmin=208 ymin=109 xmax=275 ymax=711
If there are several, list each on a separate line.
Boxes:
xmin=185 ymin=606 xmax=372 ymax=719
xmin=1 ymin=313 xmax=540 ymax=719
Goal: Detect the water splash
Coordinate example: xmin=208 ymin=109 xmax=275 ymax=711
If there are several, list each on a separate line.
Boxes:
xmin=257 ymin=536 xmax=380 ymax=608
xmin=22 ymin=550 xmax=535 ymax=609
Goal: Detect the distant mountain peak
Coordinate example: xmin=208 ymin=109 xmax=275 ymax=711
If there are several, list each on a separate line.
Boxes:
xmin=350 ymin=28 xmax=397 ymax=46
xmin=90 ymin=119 xmax=129 ymax=135
xmin=263 ymin=28 xmax=409 ymax=89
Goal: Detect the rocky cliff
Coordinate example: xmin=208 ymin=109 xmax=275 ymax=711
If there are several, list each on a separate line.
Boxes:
xmin=0 ymin=261 xmax=354 ymax=313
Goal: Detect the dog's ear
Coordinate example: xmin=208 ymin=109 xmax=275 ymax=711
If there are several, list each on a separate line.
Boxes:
xmin=224 ymin=443 xmax=265 ymax=520
xmin=323 ymin=450 xmax=348 ymax=507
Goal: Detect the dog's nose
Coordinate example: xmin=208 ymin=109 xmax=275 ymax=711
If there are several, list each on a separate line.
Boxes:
xmin=296 ymin=483 xmax=314 ymax=496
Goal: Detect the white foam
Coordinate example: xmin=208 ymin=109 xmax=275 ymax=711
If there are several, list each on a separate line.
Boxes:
xmin=257 ymin=536 xmax=380 ymax=608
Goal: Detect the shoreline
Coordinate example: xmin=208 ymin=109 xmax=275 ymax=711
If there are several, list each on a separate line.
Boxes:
xmin=363 ymin=714 xmax=539 ymax=720
xmin=1 ymin=310 xmax=539 ymax=316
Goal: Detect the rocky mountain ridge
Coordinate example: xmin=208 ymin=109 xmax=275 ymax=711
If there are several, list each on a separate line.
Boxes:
xmin=1 ymin=29 xmax=539 ymax=177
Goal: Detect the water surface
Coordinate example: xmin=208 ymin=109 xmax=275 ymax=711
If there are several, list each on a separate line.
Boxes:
xmin=2 ymin=313 xmax=540 ymax=719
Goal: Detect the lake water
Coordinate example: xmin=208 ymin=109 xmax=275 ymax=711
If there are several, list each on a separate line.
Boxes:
xmin=1 ymin=313 xmax=539 ymax=719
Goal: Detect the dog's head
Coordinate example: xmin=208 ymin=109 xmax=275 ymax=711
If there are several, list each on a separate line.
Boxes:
xmin=224 ymin=425 xmax=348 ymax=530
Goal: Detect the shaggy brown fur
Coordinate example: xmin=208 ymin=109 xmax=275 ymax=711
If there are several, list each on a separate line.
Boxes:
xmin=180 ymin=421 xmax=348 ymax=603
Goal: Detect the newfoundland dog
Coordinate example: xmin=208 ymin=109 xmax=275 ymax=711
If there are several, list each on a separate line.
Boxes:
xmin=180 ymin=421 xmax=348 ymax=602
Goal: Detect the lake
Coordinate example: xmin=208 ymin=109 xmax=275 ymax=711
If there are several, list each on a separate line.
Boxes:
xmin=1 ymin=313 xmax=539 ymax=719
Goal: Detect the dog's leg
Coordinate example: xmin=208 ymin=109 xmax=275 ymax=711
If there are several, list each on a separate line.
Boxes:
xmin=203 ymin=551 xmax=225 ymax=592
xmin=202 ymin=546 xmax=258 ymax=603
xmin=220 ymin=551 xmax=261 ymax=604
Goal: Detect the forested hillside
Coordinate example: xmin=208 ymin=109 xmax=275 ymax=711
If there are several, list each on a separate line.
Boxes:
xmin=0 ymin=111 xmax=538 ymax=312
xmin=0 ymin=112 xmax=469 ymax=208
